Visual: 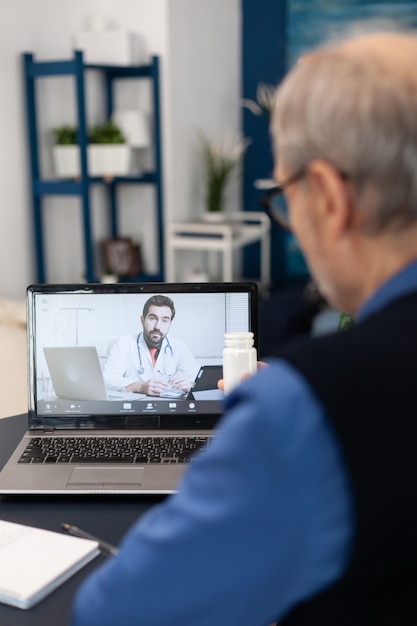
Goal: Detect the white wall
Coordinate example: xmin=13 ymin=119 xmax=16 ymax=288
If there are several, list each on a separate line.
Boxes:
xmin=0 ymin=0 xmax=241 ymax=297
xmin=166 ymin=0 xmax=242 ymax=221
xmin=166 ymin=0 xmax=242 ymax=279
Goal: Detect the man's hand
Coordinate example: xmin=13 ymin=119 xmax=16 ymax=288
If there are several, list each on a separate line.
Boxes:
xmin=126 ymin=379 xmax=168 ymax=396
xmin=169 ymin=374 xmax=194 ymax=393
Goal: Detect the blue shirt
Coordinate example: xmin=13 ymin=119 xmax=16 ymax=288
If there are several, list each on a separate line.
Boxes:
xmin=71 ymin=261 xmax=417 ymax=626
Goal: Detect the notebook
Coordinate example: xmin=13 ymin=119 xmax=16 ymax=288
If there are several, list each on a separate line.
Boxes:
xmin=0 ymin=282 xmax=258 ymax=494
xmin=0 ymin=520 xmax=99 ymax=609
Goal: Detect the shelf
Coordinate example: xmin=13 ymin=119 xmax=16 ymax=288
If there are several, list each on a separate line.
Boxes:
xmin=166 ymin=213 xmax=271 ymax=288
xmin=23 ymin=51 xmax=164 ymax=284
xmin=34 ymin=173 xmax=158 ymax=196
xmin=26 ymin=58 xmax=155 ymax=79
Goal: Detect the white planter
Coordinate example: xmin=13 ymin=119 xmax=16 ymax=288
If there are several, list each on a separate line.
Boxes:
xmin=101 ymin=273 xmax=118 ymax=284
xmin=53 ymin=145 xmax=80 ymax=178
xmin=53 ymin=144 xmax=131 ymax=178
xmin=88 ymin=144 xmax=131 ymax=177
xmin=202 ymin=211 xmax=225 ymax=223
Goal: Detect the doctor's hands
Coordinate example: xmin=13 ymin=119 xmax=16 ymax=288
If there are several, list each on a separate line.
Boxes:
xmin=168 ymin=374 xmax=194 ymax=393
xmin=126 ymin=374 xmax=193 ymax=396
xmin=126 ymin=378 xmax=168 ymax=396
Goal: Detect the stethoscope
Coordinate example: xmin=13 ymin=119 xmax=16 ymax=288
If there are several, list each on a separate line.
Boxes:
xmin=136 ymin=333 xmax=174 ymax=375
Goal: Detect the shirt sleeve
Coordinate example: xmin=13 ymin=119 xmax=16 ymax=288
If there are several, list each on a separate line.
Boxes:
xmin=71 ymin=360 xmax=354 ymax=626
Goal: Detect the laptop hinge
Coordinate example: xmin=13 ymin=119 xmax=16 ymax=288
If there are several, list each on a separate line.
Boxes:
xmin=43 ymin=427 xmax=55 ymax=433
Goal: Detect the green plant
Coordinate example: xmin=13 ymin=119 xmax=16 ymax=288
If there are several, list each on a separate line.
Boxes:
xmin=52 ymin=121 xmax=126 ymax=146
xmin=52 ymin=125 xmax=77 ymax=145
xmin=200 ymin=133 xmax=250 ymax=213
xmin=88 ymin=121 xmax=125 ymax=144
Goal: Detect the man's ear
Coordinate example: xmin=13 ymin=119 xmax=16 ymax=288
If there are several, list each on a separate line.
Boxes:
xmin=307 ymin=160 xmax=354 ymax=235
xmin=140 ymin=315 xmax=144 ymax=325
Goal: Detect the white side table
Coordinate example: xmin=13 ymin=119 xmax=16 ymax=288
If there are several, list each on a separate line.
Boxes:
xmin=166 ymin=212 xmax=271 ymax=289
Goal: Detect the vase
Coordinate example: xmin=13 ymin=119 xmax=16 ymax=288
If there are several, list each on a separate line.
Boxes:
xmin=202 ymin=211 xmax=225 ymax=223
xmin=53 ymin=144 xmax=131 ymax=178
xmin=53 ymin=145 xmax=80 ymax=178
xmin=101 ymin=273 xmax=118 ymax=284
xmin=88 ymin=144 xmax=131 ymax=177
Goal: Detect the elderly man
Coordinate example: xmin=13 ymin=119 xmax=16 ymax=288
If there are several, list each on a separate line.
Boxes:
xmin=71 ymin=29 xmax=417 ymax=626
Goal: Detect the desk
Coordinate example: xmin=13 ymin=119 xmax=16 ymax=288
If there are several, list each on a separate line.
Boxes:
xmin=166 ymin=212 xmax=271 ymax=289
xmin=0 ymin=414 xmax=160 ymax=626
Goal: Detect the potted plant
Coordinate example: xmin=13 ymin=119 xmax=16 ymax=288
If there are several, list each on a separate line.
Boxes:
xmin=200 ymin=133 xmax=250 ymax=221
xmin=52 ymin=121 xmax=130 ymax=178
xmin=52 ymin=125 xmax=79 ymax=178
xmin=88 ymin=121 xmax=130 ymax=177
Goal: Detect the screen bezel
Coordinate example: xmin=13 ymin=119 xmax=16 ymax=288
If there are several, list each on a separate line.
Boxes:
xmin=27 ymin=282 xmax=258 ymax=431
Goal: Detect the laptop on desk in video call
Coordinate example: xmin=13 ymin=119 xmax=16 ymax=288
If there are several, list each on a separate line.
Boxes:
xmin=0 ymin=282 xmax=258 ymax=495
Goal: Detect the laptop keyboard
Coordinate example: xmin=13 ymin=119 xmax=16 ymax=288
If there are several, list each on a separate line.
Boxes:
xmin=18 ymin=436 xmax=210 ymax=465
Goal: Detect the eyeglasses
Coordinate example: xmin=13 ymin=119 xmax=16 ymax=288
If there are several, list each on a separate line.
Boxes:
xmin=259 ymin=168 xmax=307 ymax=230
xmin=259 ymin=166 xmax=349 ymax=230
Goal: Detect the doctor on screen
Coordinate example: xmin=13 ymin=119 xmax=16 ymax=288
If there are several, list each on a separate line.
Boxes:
xmin=103 ymin=295 xmax=198 ymax=396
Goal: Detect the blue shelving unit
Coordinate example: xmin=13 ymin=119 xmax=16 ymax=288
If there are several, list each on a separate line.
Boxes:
xmin=22 ymin=51 xmax=164 ymax=283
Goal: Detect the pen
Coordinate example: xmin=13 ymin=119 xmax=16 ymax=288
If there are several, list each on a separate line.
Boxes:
xmin=61 ymin=522 xmax=119 ymax=557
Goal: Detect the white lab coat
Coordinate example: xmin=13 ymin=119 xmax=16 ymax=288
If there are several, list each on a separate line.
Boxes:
xmin=103 ymin=333 xmax=199 ymax=391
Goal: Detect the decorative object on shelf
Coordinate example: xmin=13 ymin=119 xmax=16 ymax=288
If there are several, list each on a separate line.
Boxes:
xmin=200 ymin=133 xmax=250 ymax=220
xmin=100 ymin=271 xmax=118 ymax=284
xmin=52 ymin=125 xmax=79 ymax=178
xmin=52 ymin=121 xmax=130 ymax=178
xmin=100 ymin=237 xmax=142 ymax=278
xmin=112 ymin=110 xmax=150 ymax=148
xmin=201 ymin=210 xmax=225 ymax=223
xmin=87 ymin=121 xmax=130 ymax=177
xmin=73 ymin=16 xmax=143 ymax=66
xmin=241 ymin=82 xmax=276 ymax=119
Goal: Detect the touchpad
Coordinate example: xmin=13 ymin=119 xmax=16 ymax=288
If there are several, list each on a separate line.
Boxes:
xmin=67 ymin=467 xmax=144 ymax=486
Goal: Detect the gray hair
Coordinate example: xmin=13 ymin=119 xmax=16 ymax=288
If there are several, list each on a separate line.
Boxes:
xmin=271 ymin=29 xmax=417 ymax=232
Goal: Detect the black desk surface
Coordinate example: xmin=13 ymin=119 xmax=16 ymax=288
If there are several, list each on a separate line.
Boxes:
xmin=0 ymin=414 xmax=163 ymax=625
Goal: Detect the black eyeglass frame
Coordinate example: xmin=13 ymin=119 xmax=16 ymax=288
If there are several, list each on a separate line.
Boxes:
xmin=259 ymin=166 xmax=349 ymax=230
xmin=259 ymin=168 xmax=307 ymax=230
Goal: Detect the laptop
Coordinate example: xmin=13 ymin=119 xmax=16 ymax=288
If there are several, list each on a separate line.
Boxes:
xmin=43 ymin=346 xmax=143 ymax=402
xmin=0 ymin=282 xmax=258 ymax=494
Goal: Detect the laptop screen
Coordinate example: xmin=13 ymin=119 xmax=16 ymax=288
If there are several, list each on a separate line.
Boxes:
xmin=27 ymin=282 xmax=258 ymax=430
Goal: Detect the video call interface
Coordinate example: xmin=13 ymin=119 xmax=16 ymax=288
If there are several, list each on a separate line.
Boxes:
xmin=32 ymin=290 xmax=252 ymax=417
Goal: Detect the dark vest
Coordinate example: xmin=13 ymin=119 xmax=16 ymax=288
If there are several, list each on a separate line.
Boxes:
xmin=277 ymin=292 xmax=417 ymax=626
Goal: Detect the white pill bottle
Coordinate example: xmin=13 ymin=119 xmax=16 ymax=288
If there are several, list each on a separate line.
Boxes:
xmin=222 ymin=331 xmax=257 ymax=395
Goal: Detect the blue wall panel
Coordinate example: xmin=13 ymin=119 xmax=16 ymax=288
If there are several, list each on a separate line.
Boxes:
xmin=289 ymin=1 xmax=417 ymax=65
xmin=242 ymin=0 xmax=417 ymax=286
xmin=242 ymin=0 xmax=287 ymax=284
